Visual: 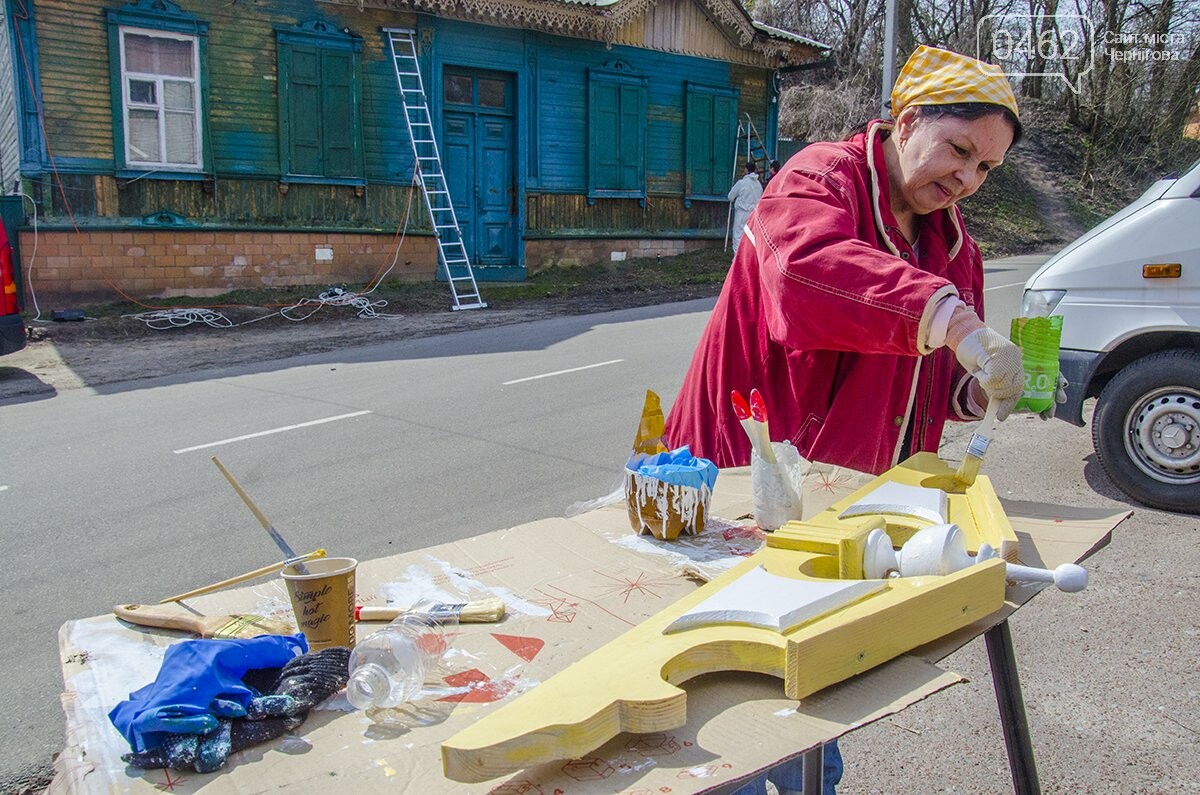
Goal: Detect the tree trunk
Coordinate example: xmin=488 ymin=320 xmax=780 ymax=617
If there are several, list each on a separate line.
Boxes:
xmin=1145 ymin=0 xmax=1175 ymax=118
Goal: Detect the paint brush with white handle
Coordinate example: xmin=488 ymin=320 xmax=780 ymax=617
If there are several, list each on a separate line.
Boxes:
xmin=742 ymin=388 xmax=804 ymax=529
xmin=731 ymin=390 xmax=771 ymax=461
xmin=355 ymin=597 xmax=506 ymax=623
xmin=954 ymin=399 xmax=1000 ymax=486
xmin=748 ymin=389 xmax=778 ymax=464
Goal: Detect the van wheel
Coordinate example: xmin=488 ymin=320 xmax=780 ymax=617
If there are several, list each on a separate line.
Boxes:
xmin=1092 ymin=350 xmax=1200 ymax=514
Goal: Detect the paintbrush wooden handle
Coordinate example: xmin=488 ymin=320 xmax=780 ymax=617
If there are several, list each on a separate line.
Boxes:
xmin=356 ymin=597 xmax=506 ymax=624
xmin=159 ymin=549 xmax=327 ymax=604
xmin=114 ymin=604 xmax=293 ymax=638
xmin=212 ymin=457 xmax=273 ymax=531
xmin=115 ymin=603 xmax=207 ymax=634
xmin=212 ymin=456 xmax=308 ymax=574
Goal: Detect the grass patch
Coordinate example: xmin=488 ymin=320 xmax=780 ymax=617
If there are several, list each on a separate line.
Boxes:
xmin=963 ymin=163 xmax=1061 ymax=257
xmin=1062 ymin=196 xmax=1110 ymax=232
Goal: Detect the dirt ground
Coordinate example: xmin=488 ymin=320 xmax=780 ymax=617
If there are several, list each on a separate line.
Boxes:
xmin=0 ymin=283 xmax=721 ymax=401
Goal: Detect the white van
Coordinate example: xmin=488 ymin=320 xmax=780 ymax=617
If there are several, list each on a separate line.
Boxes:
xmin=1021 ymin=158 xmax=1200 ymax=514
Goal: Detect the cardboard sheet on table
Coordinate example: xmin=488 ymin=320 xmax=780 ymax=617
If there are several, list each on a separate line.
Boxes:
xmin=54 ymin=514 xmax=955 ymax=794
xmin=54 ymin=478 xmax=1125 ymax=794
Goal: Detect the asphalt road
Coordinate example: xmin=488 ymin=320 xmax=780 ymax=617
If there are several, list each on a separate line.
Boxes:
xmin=1 ymin=255 xmax=1196 ymax=793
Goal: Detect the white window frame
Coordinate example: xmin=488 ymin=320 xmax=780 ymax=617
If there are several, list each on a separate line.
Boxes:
xmin=118 ymin=26 xmax=202 ymax=171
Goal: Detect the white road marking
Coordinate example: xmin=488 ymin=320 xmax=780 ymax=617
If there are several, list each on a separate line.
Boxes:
xmin=173 ymin=410 xmax=372 ymax=454
xmin=502 ymin=359 xmax=624 ymax=385
xmin=0 ymin=485 xmax=8 ymax=492
xmin=984 ymin=281 xmax=1028 ymax=292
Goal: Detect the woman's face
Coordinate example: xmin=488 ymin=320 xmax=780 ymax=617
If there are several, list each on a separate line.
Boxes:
xmin=890 ymin=109 xmax=1014 ymax=218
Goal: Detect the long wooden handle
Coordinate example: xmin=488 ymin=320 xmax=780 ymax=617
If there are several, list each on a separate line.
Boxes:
xmin=356 ymin=597 xmax=506 ymax=624
xmin=159 ymin=549 xmax=327 ymax=603
xmin=114 ymin=603 xmax=207 ymax=634
xmin=212 ymin=456 xmax=274 ymax=531
xmin=212 ymin=456 xmax=306 ymax=572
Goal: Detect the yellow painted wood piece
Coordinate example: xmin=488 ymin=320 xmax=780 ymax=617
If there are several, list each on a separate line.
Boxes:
xmin=442 ymin=456 xmax=1014 ymax=783
xmin=782 ymin=557 xmax=1006 ymax=698
xmin=803 ymin=452 xmax=1020 ymax=560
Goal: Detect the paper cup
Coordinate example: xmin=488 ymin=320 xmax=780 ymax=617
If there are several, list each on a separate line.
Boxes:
xmin=282 ymin=557 xmax=357 ymax=651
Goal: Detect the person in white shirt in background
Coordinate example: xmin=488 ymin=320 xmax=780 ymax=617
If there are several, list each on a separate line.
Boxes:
xmin=727 ymin=160 xmax=763 ymax=253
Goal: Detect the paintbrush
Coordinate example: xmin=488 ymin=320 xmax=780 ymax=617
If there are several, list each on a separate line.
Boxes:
xmin=954 ymin=399 xmax=1001 ymax=486
xmin=731 ymin=390 xmax=771 ymax=461
xmin=212 ymin=456 xmax=310 ymax=575
xmin=748 ymin=389 xmax=778 ymax=464
xmin=114 ymin=603 xmax=293 ymax=639
xmin=158 ymin=549 xmax=327 ymax=604
xmin=355 ymin=597 xmax=506 ymax=624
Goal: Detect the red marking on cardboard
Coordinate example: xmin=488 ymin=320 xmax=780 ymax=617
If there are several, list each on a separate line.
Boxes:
xmin=492 ymin=633 xmax=545 ymax=662
xmin=153 ymin=769 xmax=187 ymax=792
xmin=438 ymin=668 xmax=516 ymax=703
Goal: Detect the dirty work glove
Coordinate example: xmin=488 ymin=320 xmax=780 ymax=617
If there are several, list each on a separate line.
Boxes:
xmin=123 ymin=647 xmax=351 ymax=773
xmin=1038 ymin=374 xmax=1070 ymax=420
xmin=263 ymin=645 xmax=352 ymax=711
xmin=946 ymin=307 xmax=1024 ymax=421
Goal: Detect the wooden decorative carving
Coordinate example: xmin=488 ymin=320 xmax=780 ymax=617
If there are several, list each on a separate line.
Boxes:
xmin=441 ymin=453 xmax=1019 ymax=783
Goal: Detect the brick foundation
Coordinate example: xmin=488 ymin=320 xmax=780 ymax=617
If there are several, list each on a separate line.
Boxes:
xmin=523 ymin=238 xmax=716 ymax=274
xmin=18 ymin=229 xmax=439 ymax=304
xmin=18 ymin=230 xmax=723 ymax=303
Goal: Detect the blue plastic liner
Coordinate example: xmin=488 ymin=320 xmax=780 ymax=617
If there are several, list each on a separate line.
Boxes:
xmin=626 ymin=445 xmax=718 ymax=492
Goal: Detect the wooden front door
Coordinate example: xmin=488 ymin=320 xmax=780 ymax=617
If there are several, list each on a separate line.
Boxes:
xmin=441 ymin=68 xmax=517 ymax=278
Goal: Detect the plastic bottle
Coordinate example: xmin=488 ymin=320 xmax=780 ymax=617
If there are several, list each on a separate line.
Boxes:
xmin=345 ymin=608 xmax=454 ymax=710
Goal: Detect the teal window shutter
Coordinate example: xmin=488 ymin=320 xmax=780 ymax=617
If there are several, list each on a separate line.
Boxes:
xmin=591 ymin=82 xmax=621 ymax=190
xmin=686 ymin=91 xmax=713 ymax=196
xmin=321 ymin=50 xmax=356 ymax=177
xmin=685 ymin=83 xmax=738 ymax=200
xmin=618 ymin=83 xmax=644 ymax=191
xmin=587 ymin=63 xmax=646 ymax=199
xmin=276 ymin=20 xmax=363 ymax=183
xmin=286 ymin=46 xmax=323 ymax=175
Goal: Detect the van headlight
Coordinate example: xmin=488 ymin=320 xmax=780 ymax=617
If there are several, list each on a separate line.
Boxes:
xmin=1021 ymin=289 xmax=1066 ymax=317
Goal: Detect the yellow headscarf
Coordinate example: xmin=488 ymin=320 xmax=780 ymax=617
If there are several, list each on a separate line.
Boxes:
xmin=890 ymin=45 xmax=1019 ymax=119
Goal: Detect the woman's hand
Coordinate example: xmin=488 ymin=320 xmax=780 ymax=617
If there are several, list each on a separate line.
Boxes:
xmin=946 ymin=307 xmax=1024 ymax=420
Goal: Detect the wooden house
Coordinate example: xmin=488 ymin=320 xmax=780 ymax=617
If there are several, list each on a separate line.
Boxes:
xmin=0 ymin=0 xmax=826 ymax=303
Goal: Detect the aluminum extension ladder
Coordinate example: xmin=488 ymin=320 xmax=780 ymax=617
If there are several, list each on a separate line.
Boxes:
xmin=732 ymin=113 xmax=772 ymax=182
xmin=384 ymin=28 xmax=486 ymax=311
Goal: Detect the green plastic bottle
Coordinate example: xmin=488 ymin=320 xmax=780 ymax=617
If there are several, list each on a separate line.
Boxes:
xmin=1010 ymin=315 xmax=1064 ymax=414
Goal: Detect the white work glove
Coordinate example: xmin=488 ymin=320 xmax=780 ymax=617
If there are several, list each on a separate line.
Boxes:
xmin=1039 ymin=374 xmax=1069 ymax=420
xmin=946 ymin=307 xmax=1024 ymax=421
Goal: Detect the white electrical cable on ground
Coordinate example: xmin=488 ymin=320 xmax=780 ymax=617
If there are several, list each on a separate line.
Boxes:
xmin=36 ymin=169 xmax=418 ymax=331
xmin=279 ymin=184 xmax=416 ymax=323
xmin=280 ymin=286 xmax=394 ymax=321
xmin=128 ymin=308 xmax=236 ymax=329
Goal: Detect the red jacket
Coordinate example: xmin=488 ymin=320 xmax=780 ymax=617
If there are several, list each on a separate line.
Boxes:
xmin=665 ymin=121 xmax=982 ymax=475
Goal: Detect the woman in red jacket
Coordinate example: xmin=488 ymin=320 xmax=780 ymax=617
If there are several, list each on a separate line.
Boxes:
xmin=666 ymin=46 xmax=1025 ymax=478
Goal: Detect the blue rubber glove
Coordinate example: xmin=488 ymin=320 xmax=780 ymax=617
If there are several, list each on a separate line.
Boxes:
xmin=109 ymin=633 xmax=308 ymax=754
xmin=122 ymin=647 xmax=351 ymax=773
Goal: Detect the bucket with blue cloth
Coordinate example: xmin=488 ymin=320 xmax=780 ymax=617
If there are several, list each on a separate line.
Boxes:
xmin=625 ymin=446 xmax=718 ymax=540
